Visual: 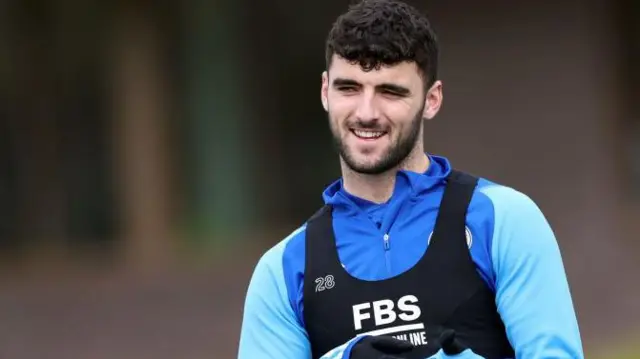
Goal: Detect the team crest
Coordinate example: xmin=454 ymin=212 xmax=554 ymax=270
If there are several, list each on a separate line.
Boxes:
xmin=428 ymin=226 xmax=473 ymax=249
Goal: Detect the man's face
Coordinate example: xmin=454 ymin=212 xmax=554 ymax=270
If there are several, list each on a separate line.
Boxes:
xmin=321 ymin=55 xmax=441 ymax=175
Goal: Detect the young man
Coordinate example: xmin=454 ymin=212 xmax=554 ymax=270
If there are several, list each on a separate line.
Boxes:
xmin=238 ymin=0 xmax=584 ymax=358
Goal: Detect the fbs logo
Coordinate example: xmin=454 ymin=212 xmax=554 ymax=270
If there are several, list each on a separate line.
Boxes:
xmin=352 ymin=295 xmax=421 ymax=330
xmin=352 ymin=295 xmax=429 ymax=346
xmin=428 ymin=226 xmax=473 ymax=249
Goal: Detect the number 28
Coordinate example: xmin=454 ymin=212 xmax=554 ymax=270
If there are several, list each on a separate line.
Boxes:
xmin=315 ymin=275 xmax=335 ymax=292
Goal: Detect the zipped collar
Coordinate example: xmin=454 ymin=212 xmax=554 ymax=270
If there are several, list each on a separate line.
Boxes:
xmin=321 ymin=154 xmax=452 ymax=217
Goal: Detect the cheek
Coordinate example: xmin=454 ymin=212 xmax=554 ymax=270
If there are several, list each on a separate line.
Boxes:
xmin=328 ymin=111 xmax=348 ymax=134
xmin=385 ymin=103 xmax=419 ymax=128
xmin=327 ymin=98 xmax=353 ymax=124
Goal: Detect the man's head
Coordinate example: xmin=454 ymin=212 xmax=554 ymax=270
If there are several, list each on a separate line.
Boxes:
xmin=321 ymin=0 xmax=442 ymax=175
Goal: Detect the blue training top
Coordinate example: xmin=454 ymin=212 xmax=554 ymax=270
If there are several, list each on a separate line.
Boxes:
xmin=237 ymin=154 xmax=584 ymax=359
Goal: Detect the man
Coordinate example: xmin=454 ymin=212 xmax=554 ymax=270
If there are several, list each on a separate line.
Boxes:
xmin=237 ymin=0 xmax=584 ymax=358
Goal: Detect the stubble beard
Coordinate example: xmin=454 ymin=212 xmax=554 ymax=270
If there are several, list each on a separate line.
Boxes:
xmin=329 ymin=103 xmax=425 ymax=175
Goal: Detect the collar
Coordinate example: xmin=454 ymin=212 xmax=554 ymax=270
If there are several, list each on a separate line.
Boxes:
xmin=321 ymin=154 xmax=452 ymax=215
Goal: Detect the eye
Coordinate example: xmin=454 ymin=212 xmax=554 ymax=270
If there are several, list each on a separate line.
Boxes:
xmin=381 ymin=90 xmax=403 ymax=98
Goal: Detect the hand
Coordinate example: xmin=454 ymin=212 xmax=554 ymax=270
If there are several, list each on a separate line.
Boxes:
xmin=350 ymin=335 xmax=414 ymax=359
xmin=438 ymin=329 xmax=468 ymax=355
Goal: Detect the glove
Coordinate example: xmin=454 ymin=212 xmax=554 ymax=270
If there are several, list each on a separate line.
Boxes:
xmin=438 ymin=329 xmax=468 ymax=355
xmin=350 ymin=335 xmax=414 ymax=359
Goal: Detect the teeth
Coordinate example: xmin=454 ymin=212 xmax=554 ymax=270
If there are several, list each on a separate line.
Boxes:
xmin=353 ymin=130 xmax=384 ymax=139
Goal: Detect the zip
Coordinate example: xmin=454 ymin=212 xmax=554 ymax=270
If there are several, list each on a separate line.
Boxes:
xmin=383 ymin=233 xmax=391 ymax=273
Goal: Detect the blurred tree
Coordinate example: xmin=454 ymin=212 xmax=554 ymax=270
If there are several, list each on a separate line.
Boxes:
xmin=620 ymin=0 xmax=640 ymax=199
xmin=0 ymin=0 xmax=115 ymax=254
xmin=179 ymin=0 xmax=257 ymax=245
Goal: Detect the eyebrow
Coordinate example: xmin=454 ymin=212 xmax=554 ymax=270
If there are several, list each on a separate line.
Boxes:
xmin=377 ymin=83 xmax=411 ymax=96
xmin=332 ymin=78 xmax=361 ymax=88
xmin=332 ymin=77 xmax=411 ymax=96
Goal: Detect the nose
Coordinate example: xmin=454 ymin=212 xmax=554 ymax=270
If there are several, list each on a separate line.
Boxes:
xmin=354 ymin=90 xmax=380 ymax=122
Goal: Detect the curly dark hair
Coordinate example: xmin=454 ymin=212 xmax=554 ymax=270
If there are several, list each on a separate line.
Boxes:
xmin=325 ymin=0 xmax=439 ymax=88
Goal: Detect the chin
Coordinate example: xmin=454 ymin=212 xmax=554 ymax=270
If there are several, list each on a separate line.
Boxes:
xmin=344 ymin=157 xmax=389 ymax=175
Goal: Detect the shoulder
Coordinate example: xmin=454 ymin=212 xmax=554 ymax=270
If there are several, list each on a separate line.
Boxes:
xmin=475 ymin=177 xmax=549 ymax=240
xmin=463 ymin=174 xmax=551 ymax=277
xmin=473 ymin=176 xmax=558 ymax=275
xmin=261 ymin=224 xmax=307 ymax=264
xmin=253 ymin=224 xmax=307 ymax=287
xmin=467 ymin=174 xmax=545 ymax=230
xmin=476 ymin=177 xmax=541 ymax=215
xmin=465 ymin=177 xmax=540 ymax=246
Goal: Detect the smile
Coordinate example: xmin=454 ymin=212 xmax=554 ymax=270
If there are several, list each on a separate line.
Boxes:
xmin=351 ymin=129 xmax=387 ymax=139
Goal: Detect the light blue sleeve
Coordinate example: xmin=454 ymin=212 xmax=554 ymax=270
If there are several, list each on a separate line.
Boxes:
xmin=319 ymin=336 xmax=364 ymax=359
xmin=482 ymin=185 xmax=584 ymax=358
xmin=237 ymin=232 xmax=359 ymax=359
xmin=237 ymin=238 xmax=312 ymax=359
xmin=426 ymin=349 xmax=484 ymax=358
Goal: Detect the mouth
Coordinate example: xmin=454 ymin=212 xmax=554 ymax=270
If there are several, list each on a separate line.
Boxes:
xmin=350 ymin=129 xmax=388 ymax=140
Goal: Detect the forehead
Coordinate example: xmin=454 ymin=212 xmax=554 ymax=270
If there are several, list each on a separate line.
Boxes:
xmin=328 ymin=55 xmax=422 ymax=88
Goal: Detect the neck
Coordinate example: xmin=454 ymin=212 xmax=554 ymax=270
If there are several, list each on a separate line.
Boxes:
xmin=341 ymin=148 xmax=430 ymax=204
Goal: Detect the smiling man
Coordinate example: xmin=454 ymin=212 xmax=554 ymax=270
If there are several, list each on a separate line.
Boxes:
xmin=237 ymin=1 xmax=584 ymax=358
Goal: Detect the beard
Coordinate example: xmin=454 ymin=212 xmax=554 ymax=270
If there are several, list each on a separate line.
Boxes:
xmin=329 ymin=102 xmax=425 ymax=175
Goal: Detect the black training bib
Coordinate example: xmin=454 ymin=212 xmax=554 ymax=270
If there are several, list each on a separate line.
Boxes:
xmin=303 ymin=170 xmax=514 ymax=359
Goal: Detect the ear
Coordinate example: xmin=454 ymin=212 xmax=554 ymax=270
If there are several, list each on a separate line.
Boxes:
xmin=423 ymin=80 xmax=443 ymax=120
xmin=321 ymin=71 xmax=329 ymax=112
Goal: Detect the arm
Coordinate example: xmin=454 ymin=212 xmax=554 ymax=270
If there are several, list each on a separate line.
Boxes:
xmin=237 ymin=242 xmax=311 ymax=359
xmin=237 ymin=238 xmax=357 ymax=359
xmin=485 ymin=186 xmax=584 ymax=358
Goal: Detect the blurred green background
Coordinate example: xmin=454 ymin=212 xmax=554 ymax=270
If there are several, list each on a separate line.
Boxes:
xmin=0 ymin=0 xmax=639 ymax=358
